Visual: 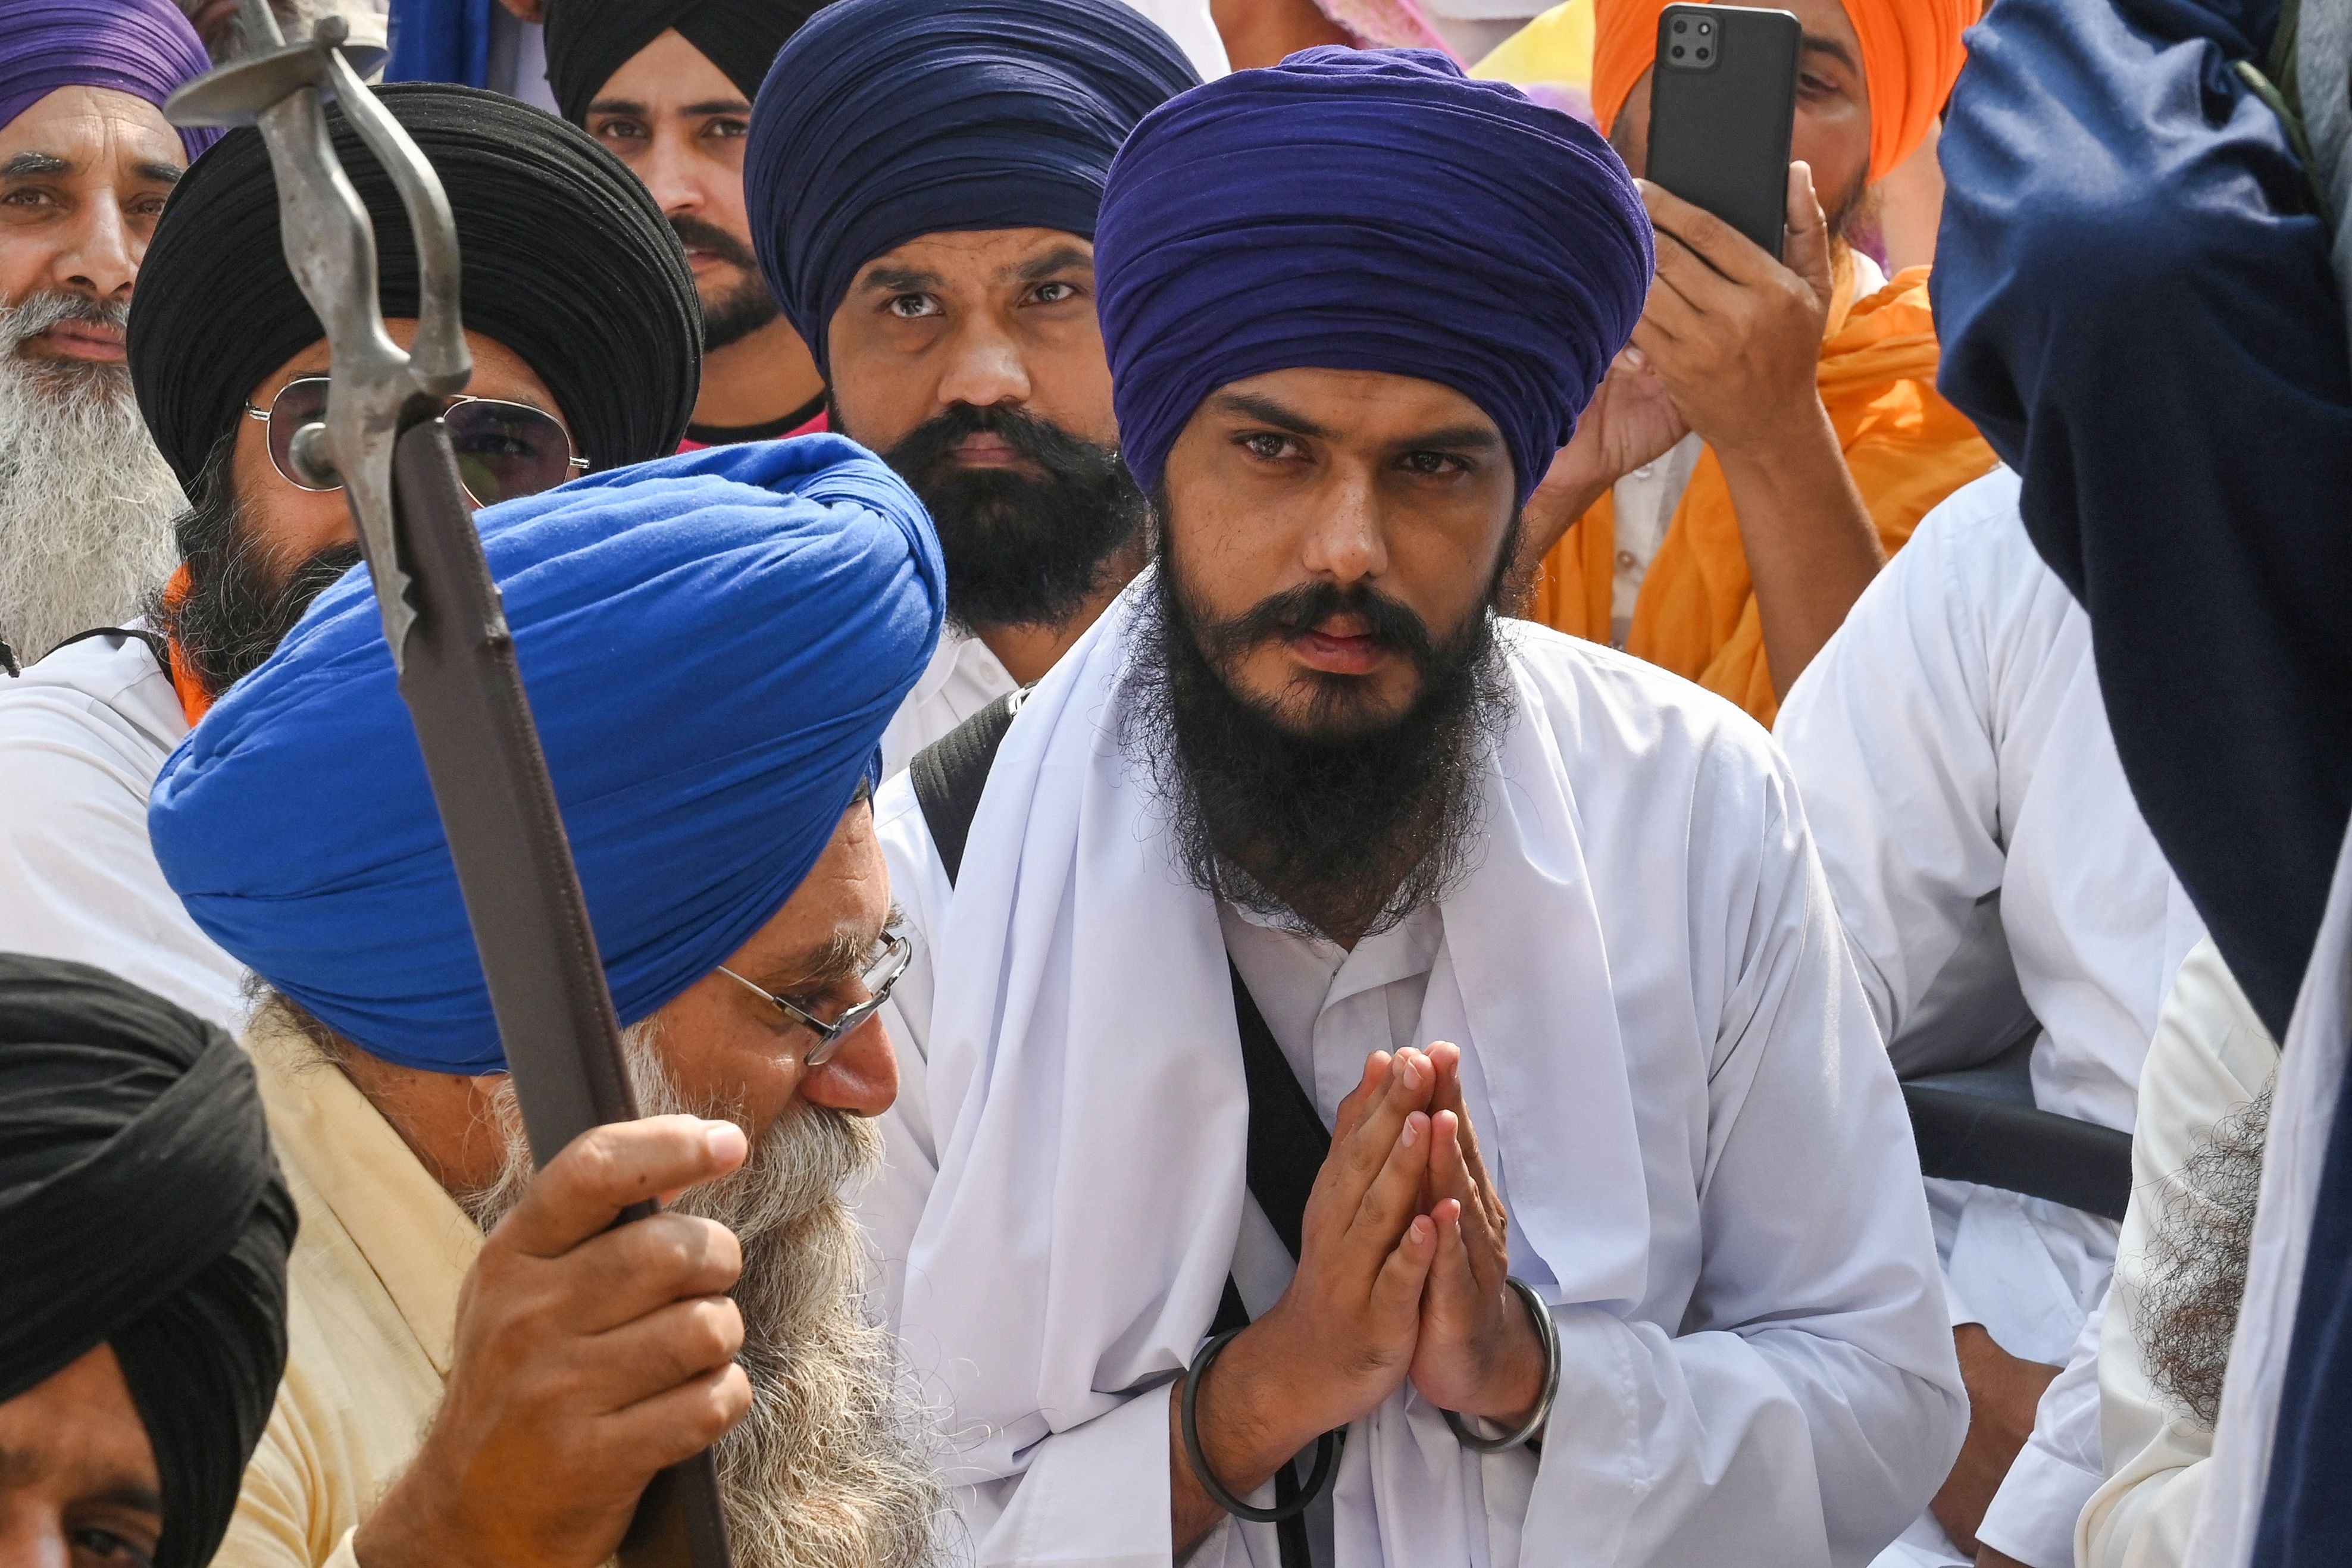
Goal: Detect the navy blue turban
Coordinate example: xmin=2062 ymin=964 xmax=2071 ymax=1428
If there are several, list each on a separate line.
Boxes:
xmin=147 ymin=436 xmax=944 ymax=1073
xmin=1095 ymin=48 xmax=1652 ymax=506
xmin=745 ymin=0 xmax=1198 ymax=376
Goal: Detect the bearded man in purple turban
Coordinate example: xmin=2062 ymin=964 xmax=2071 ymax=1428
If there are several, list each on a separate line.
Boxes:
xmin=0 ymin=0 xmax=216 ymax=671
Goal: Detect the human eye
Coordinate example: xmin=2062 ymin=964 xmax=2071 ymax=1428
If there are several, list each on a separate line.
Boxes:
xmin=592 ymin=117 xmax=648 ymax=148
xmin=1400 ymin=450 xmax=1473 ymax=477
xmin=887 ymin=293 xmax=941 ymax=320
xmin=1236 ymin=431 xmax=1302 ymax=462
xmin=707 ymin=117 xmax=749 ymax=140
xmin=70 ymin=1526 xmax=155 ymax=1568
xmin=1 ymin=187 xmax=56 ymax=211
xmin=1029 ymin=280 xmax=1080 ymax=305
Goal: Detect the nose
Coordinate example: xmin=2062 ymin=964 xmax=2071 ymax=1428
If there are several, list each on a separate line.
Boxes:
xmin=58 ymin=196 xmax=139 ymax=302
xmin=797 ymin=1012 xmax=899 ymax=1118
xmin=933 ymin=315 xmax=1033 ymax=412
xmin=639 ymin=133 xmax=704 ymax=218
xmin=1296 ymin=464 xmax=1388 ymax=586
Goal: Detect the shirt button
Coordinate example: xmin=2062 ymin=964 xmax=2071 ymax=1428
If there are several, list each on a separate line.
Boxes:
xmin=1615 ymin=550 xmax=1639 ymax=571
xmin=1632 ymin=462 xmax=1656 ymax=479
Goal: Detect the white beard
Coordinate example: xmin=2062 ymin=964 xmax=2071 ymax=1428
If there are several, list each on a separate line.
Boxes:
xmin=460 ymin=1022 xmax=945 ymax=1568
xmin=0 ymin=295 xmax=185 ymax=663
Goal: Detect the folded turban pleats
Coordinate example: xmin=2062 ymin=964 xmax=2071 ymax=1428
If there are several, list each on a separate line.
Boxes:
xmin=1094 ymin=47 xmax=1653 ymax=505
xmin=150 ymin=437 xmax=944 ymax=1073
xmin=0 ymin=955 xmax=295 ymax=1568
xmin=127 ymin=83 xmax=700 ymax=494
xmin=544 ymin=0 xmax=832 ymax=124
xmin=0 ymin=0 xmax=218 ymax=157
xmin=745 ymin=0 xmax=1199 ymax=375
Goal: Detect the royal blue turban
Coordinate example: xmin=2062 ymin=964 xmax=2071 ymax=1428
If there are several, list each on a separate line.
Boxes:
xmin=745 ymin=0 xmax=1198 ymax=377
xmin=1095 ymin=48 xmax=1653 ymax=506
xmin=0 ymin=0 xmax=218 ymax=159
xmin=148 ymin=436 xmax=944 ymax=1073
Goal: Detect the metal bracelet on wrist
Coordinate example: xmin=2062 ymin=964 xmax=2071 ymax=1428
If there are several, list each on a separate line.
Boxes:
xmin=1442 ymin=1276 xmax=1562 ymax=1453
xmin=1180 ymin=1328 xmax=1343 ymax=1523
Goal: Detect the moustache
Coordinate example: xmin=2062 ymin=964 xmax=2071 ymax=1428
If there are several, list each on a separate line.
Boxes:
xmin=1191 ymin=579 xmax=1437 ymax=671
xmin=882 ymin=401 xmax=1117 ymax=484
xmin=668 ymin=214 xmax=761 ymax=273
xmin=2 ymin=292 xmax=130 ymax=353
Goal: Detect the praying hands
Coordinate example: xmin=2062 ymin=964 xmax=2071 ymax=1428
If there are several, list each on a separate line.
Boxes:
xmin=1169 ymin=1045 xmax=1547 ymax=1553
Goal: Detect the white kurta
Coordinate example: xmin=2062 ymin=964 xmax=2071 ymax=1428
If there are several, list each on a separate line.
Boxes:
xmin=2188 ymin=822 xmax=2352 ymax=1566
xmin=2077 ymin=937 xmax=2277 ymax=1568
xmin=875 ymin=630 xmax=1018 ymax=779
xmin=860 ymin=578 xmax=1963 ymax=1567
xmin=1776 ymin=468 xmax=2206 ymax=1567
xmin=0 ymin=631 xmax=247 ymax=1030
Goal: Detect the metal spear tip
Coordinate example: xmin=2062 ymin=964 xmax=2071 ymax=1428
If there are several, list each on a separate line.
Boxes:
xmin=164 ymin=28 xmax=387 ymax=130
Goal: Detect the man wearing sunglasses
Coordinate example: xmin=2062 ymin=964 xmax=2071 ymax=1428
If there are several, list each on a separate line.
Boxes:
xmin=0 ymin=82 xmax=697 ymax=1039
xmin=148 ymin=434 xmax=949 ymax=1568
xmin=543 ymin=0 xmax=836 ymax=452
xmin=746 ymin=0 xmax=1200 ymax=775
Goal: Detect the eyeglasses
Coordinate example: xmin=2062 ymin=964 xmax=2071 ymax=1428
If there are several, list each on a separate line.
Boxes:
xmin=717 ymin=931 xmax=913 ymax=1066
xmin=243 ymin=375 xmax=590 ymax=507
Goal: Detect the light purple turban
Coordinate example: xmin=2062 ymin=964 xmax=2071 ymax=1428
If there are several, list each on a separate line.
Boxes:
xmin=0 ymin=0 xmax=220 ymax=159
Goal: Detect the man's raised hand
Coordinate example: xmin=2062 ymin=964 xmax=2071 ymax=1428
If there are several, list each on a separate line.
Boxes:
xmin=1406 ymin=1043 xmax=1547 ymax=1428
xmin=354 ymin=1116 xmax=754 ymax=1568
xmin=1170 ymin=1047 xmax=1441 ymax=1552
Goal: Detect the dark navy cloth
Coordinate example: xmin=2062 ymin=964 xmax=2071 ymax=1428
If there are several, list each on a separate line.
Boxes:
xmin=1094 ymin=47 xmax=1652 ymax=506
xmin=386 ymin=0 xmax=495 ymax=88
xmin=1934 ymin=0 xmax=2352 ymax=1043
xmin=743 ymin=0 xmax=1196 ymax=377
xmin=149 ymin=436 xmax=944 ymax=1073
xmin=1934 ymin=2 xmax=2352 ymax=1561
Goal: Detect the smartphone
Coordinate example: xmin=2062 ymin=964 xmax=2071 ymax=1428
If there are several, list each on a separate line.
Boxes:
xmin=1643 ymin=4 xmax=1801 ymax=261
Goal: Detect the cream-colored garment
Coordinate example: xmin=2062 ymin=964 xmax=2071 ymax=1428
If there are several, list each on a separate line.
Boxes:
xmin=218 ymin=1012 xmax=482 ymax=1568
xmin=2076 ymin=940 xmax=2278 ymax=1568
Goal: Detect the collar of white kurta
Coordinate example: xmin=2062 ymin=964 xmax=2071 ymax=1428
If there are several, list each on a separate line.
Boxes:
xmin=900 ymin=577 xmax=1652 ymax=1538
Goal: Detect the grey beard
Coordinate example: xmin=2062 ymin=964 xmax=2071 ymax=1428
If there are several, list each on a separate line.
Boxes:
xmin=2140 ymin=1084 xmax=2271 ymax=1430
xmin=0 ymin=295 xmax=184 ymax=663
xmin=459 ymin=1023 xmax=943 ymax=1568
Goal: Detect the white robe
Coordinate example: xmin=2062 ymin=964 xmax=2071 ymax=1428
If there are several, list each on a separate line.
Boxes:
xmin=877 ymin=630 xmax=1018 ymax=778
xmin=860 ymin=578 xmax=1963 ymax=1567
xmin=1776 ymin=468 xmax=2206 ymax=1567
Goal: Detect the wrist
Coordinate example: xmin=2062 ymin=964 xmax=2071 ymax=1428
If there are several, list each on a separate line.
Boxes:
xmin=353 ymin=1456 xmax=496 ymax=1568
xmin=1460 ymin=1299 xmax=1547 ymax=1426
xmin=1707 ymin=395 xmax=1839 ymax=484
xmin=1208 ymin=1310 xmax=1353 ymax=1464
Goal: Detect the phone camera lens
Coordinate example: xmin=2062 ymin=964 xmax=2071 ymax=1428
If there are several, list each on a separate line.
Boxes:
xmin=1697 ymin=19 xmax=1711 ymax=32
xmin=1670 ymin=43 xmax=1685 ymax=58
xmin=1696 ymin=45 xmax=1710 ymax=59
xmin=1672 ymin=17 xmax=1687 ymax=31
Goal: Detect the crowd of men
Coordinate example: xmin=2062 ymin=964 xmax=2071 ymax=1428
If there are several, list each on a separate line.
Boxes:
xmin=0 ymin=0 xmax=2345 ymax=1566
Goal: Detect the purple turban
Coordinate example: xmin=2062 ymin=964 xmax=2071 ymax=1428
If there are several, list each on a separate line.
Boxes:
xmin=0 ymin=0 xmax=220 ymax=159
xmin=1095 ymin=48 xmax=1653 ymax=505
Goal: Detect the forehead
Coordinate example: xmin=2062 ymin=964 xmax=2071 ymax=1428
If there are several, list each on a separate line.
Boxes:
xmin=1204 ymin=366 xmax=1499 ymax=440
xmin=0 ymin=84 xmax=183 ymax=171
xmin=598 ymin=29 xmax=740 ymax=107
xmin=854 ymin=227 xmax=1093 ymax=286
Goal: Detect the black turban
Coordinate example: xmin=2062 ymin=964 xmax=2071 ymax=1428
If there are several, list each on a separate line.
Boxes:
xmin=544 ymin=0 xmax=830 ymax=124
xmin=128 ymin=83 xmax=700 ymax=494
xmin=0 ymin=954 xmax=296 ymax=1568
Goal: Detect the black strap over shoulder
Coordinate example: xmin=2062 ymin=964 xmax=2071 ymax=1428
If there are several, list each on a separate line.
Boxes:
xmin=32 ymin=625 xmax=170 ymax=674
xmin=1903 ymin=1086 xmax=2134 ymax=1221
xmin=908 ymin=690 xmax=1025 ymax=885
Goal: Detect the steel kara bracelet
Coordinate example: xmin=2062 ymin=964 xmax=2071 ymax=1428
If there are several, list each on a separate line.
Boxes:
xmin=1443 ymin=1276 xmax=1563 ymax=1453
xmin=1180 ymin=1329 xmax=1343 ymax=1523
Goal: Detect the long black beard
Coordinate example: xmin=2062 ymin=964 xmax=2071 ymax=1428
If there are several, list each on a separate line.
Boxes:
xmin=2141 ymin=1084 xmax=2271 ymax=1430
xmin=873 ymin=402 xmax=1144 ymax=634
xmin=671 ymin=215 xmax=780 ymax=353
xmin=146 ymin=437 xmax=361 ymax=700
xmin=1124 ymin=533 xmax=1513 ymax=945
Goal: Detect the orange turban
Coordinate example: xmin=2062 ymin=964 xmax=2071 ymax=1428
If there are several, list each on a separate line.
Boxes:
xmin=1591 ymin=0 xmax=1975 ymax=183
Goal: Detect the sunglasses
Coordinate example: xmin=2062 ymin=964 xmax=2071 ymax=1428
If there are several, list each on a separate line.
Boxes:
xmin=244 ymin=375 xmax=589 ymax=507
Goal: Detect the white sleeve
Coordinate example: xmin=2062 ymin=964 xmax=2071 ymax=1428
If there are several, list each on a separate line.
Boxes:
xmin=2078 ymin=940 xmax=2278 ymax=1568
xmin=0 ymin=679 xmax=246 ymax=1031
xmin=1978 ymin=1295 xmax=2109 ymax=1567
xmin=950 ymin=1382 xmax=1199 ymax=1568
xmin=1522 ymin=742 xmax=1969 ymax=1567
xmin=862 ymin=773 xmax=955 ymax=1327
xmin=1773 ymin=475 xmax=2017 ymax=1046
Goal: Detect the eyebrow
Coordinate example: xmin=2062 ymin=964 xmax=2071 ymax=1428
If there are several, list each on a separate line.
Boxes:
xmin=1 ymin=151 xmax=71 ymax=179
xmin=1213 ymin=390 xmax=1333 ymax=440
xmin=859 ymin=264 xmax=940 ymax=294
xmin=0 ymin=1446 xmax=161 ymax=1515
xmin=584 ymin=96 xmax=751 ymax=118
xmin=92 ymin=1482 xmax=165 ymax=1514
xmin=1006 ymin=243 xmax=1093 ymax=284
xmin=136 ymin=161 xmax=183 ymax=186
xmin=1400 ymin=422 xmax=1503 ymax=452
xmin=1800 ymin=35 xmax=1861 ymax=72
xmin=764 ymin=903 xmax=900 ymax=994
